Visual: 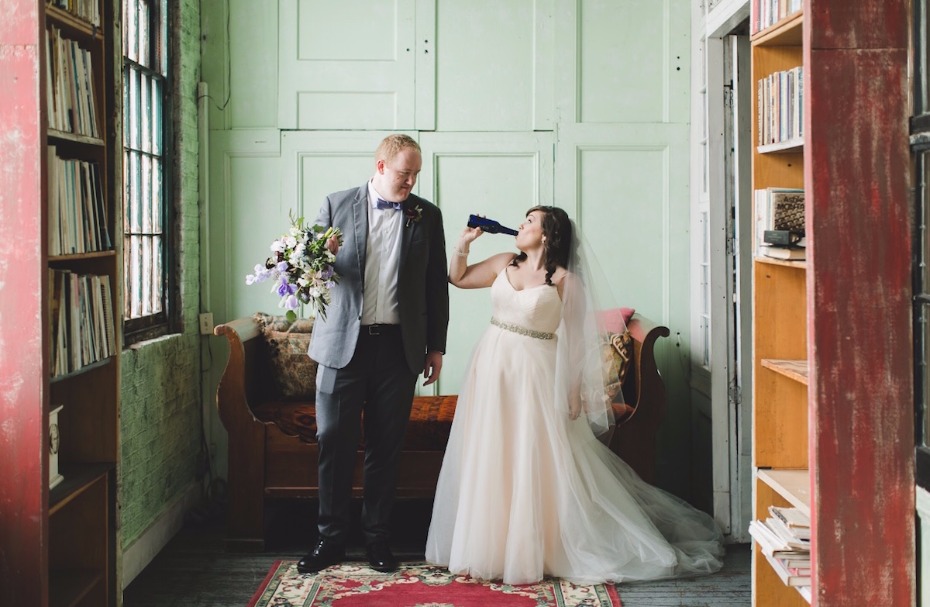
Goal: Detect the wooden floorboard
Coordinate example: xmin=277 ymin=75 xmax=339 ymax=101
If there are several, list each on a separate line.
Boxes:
xmin=122 ymin=498 xmax=751 ymax=607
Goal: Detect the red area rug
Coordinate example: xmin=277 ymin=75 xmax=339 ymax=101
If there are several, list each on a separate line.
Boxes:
xmin=248 ymin=561 xmax=622 ymax=607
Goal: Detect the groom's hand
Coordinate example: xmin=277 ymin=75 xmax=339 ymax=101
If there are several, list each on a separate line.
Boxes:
xmin=422 ymin=351 xmax=443 ymax=386
xmin=326 ymin=235 xmax=340 ymax=255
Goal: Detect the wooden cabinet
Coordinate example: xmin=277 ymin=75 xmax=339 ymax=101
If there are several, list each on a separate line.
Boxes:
xmin=750 ymin=2 xmax=913 ymax=605
xmin=0 ymin=0 xmax=120 ymax=604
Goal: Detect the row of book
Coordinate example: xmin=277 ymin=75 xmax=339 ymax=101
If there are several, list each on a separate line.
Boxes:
xmin=757 ymin=66 xmax=803 ymax=148
xmin=754 ymin=188 xmax=806 ymax=260
xmin=46 ymin=25 xmax=99 ymax=138
xmin=50 ymin=0 xmax=102 ymax=27
xmin=748 ymin=505 xmax=811 ymax=594
xmin=49 ymin=145 xmax=112 ymax=256
xmin=750 ymin=0 xmax=802 ymax=35
xmin=50 ymin=270 xmax=117 ymax=378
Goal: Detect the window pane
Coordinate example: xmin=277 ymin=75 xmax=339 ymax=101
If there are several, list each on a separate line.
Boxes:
xmin=138 ymin=0 xmax=150 ymax=68
xmin=152 ymin=157 xmax=163 ymax=232
xmin=921 ymin=154 xmax=930 ymax=446
xmin=151 ymin=78 xmax=162 ymax=156
xmin=124 ymin=0 xmax=137 ymax=65
xmin=141 ymin=72 xmax=151 ymax=155
xmin=160 ymin=0 xmax=168 ymax=75
xmin=921 ymin=0 xmax=929 ymax=113
xmin=153 ymin=235 xmax=164 ymax=314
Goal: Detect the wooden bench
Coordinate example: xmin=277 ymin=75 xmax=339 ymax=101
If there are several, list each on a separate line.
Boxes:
xmin=213 ymin=313 xmax=669 ymax=551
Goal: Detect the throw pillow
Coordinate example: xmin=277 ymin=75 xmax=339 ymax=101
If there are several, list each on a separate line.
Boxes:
xmin=254 ymin=313 xmax=316 ymax=400
xmin=596 ymin=307 xmax=635 ymax=404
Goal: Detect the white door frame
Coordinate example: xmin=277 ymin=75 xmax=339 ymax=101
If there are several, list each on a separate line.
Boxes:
xmin=692 ymin=0 xmax=753 ymax=543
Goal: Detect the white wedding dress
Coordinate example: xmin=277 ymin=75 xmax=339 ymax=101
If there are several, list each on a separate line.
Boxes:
xmin=425 ymin=269 xmax=724 ymax=585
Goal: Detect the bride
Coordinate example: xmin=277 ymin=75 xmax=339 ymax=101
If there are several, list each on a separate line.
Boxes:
xmin=425 ymin=205 xmax=724 ymax=585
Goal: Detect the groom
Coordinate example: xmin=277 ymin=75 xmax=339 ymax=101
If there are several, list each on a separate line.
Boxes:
xmin=299 ymin=134 xmax=450 ymax=574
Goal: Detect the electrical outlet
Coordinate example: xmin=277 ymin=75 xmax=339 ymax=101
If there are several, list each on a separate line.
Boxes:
xmin=199 ymin=312 xmax=214 ymax=335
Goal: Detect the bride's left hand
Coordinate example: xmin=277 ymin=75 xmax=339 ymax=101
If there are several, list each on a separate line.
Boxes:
xmin=568 ymin=393 xmax=582 ymax=420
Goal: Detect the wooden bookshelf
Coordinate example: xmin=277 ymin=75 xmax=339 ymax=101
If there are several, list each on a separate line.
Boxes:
xmin=750 ymin=1 xmax=913 ymax=605
xmin=45 ymin=0 xmax=120 ymax=604
xmin=0 ymin=0 xmax=120 ymax=604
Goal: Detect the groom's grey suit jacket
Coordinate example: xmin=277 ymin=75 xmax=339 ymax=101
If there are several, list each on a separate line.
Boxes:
xmin=308 ymin=183 xmax=449 ymax=375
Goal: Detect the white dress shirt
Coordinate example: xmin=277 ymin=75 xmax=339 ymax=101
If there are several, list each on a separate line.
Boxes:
xmin=361 ymin=181 xmax=403 ymax=325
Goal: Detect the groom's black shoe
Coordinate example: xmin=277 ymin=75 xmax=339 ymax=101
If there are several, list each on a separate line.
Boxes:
xmin=297 ymin=537 xmax=345 ymax=574
xmin=366 ymin=540 xmax=398 ymax=573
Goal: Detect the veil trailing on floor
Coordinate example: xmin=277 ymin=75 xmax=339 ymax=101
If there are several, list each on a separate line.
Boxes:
xmin=553 ymin=219 xmax=626 ymax=438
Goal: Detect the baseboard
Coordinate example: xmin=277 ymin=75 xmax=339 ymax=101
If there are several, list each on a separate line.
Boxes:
xmin=121 ymin=481 xmax=202 ymax=589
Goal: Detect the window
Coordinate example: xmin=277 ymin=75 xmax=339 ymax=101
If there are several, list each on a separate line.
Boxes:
xmin=122 ymin=0 xmax=172 ymax=343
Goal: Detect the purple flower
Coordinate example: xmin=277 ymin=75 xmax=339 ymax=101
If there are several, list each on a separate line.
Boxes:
xmin=276 ymin=277 xmax=297 ymax=297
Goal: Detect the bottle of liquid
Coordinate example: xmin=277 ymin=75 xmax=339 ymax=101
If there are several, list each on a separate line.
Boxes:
xmin=467 ymin=214 xmax=518 ymax=236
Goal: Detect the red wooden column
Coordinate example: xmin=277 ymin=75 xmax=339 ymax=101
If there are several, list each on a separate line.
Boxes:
xmin=0 ymin=0 xmax=47 ymax=604
xmin=805 ymin=1 xmax=914 ymax=604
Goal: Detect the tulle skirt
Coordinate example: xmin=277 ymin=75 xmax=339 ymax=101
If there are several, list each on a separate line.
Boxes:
xmin=424 ymin=324 xmax=724 ymax=585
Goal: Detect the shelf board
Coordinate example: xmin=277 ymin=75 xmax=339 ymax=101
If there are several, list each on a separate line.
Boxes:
xmin=47 ymin=129 xmax=105 ymax=147
xmin=758 ymin=137 xmax=804 ymax=154
xmin=49 ymin=463 xmax=112 ymax=516
xmin=758 ymin=469 xmax=810 ymax=519
xmin=50 ymin=355 xmax=115 ymax=383
xmin=49 ymin=568 xmax=103 ymax=607
xmin=49 ymin=250 xmax=116 ymax=263
xmin=754 ymin=256 xmax=807 ymax=270
xmin=752 ymin=10 xmax=803 ymax=46
xmin=45 ymin=5 xmax=103 ymax=40
xmin=762 ymin=359 xmax=809 ymax=385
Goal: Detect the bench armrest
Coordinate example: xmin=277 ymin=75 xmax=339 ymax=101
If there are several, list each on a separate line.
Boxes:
xmin=213 ymin=317 xmax=264 ymax=431
xmin=626 ymin=313 xmax=670 ymax=420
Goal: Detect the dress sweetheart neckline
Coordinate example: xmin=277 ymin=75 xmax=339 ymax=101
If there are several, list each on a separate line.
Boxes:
xmin=502 ymin=268 xmax=550 ymax=292
xmin=501 ymin=268 xmax=563 ymax=301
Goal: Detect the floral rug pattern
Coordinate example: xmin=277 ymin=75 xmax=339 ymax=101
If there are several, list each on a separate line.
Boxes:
xmin=249 ymin=561 xmax=621 ymax=607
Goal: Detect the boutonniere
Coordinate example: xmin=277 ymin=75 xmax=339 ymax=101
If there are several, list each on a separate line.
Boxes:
xmin=404 ymin=204 xmax=423 ymax=228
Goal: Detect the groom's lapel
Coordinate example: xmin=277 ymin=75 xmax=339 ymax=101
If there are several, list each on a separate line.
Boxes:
xmin=352 ymin=187 xmax=368 ymax=275
xmin=399 ymin=201 xmax=418 ymax=269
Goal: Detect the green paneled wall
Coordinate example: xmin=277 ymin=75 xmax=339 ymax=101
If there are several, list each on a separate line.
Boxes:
xmin=119 ymin=0 xmax=203 ymax=550
xmin=201 ymin=0 xmax=696 ymax=500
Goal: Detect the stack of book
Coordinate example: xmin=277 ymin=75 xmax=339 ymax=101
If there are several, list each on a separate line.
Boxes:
xmin=757 ymin=66 xmax=804 ymax=148
xmin=749 ymin=505 xmax=811 ymax=594
xmin=750 ymin=0 xmax=803 ymax=35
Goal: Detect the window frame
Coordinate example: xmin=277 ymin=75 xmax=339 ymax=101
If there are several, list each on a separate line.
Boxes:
xmin=121 ymin=0 xmax=176 ymax=345
xmin=911 ymin=0 xmax=930 ymax=490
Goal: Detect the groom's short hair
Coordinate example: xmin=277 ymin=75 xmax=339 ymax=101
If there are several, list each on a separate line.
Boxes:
xmin=376 ymin=134 xmax=421 ymax=163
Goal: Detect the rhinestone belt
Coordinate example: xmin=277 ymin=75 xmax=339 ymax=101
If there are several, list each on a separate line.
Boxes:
xmin=490 ymin=318 xmax=555 ymax=340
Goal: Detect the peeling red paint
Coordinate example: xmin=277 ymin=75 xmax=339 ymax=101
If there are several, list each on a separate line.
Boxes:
xmin=804 ymin=1 xmax=915 ymax=604
xmin=0 ymin=0 xmax=48 ymax=604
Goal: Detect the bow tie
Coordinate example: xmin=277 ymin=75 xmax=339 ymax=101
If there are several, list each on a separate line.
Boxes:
xmin=376 ymin=198 xmax=403 ymax=211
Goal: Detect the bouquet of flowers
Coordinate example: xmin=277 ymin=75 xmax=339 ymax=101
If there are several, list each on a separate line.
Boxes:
xmin=246 ymin=212 xmax=343 ymax=321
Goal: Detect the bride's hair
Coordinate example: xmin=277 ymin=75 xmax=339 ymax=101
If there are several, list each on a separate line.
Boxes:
xmin=510 ymin=205 xmax=573 ymax=285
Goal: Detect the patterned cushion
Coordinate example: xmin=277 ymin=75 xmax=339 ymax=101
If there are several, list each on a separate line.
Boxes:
xmin=253 ymin=395 xmax=458 ymax=451
xmin=254 ymin=313 xmax=316 ymax=400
